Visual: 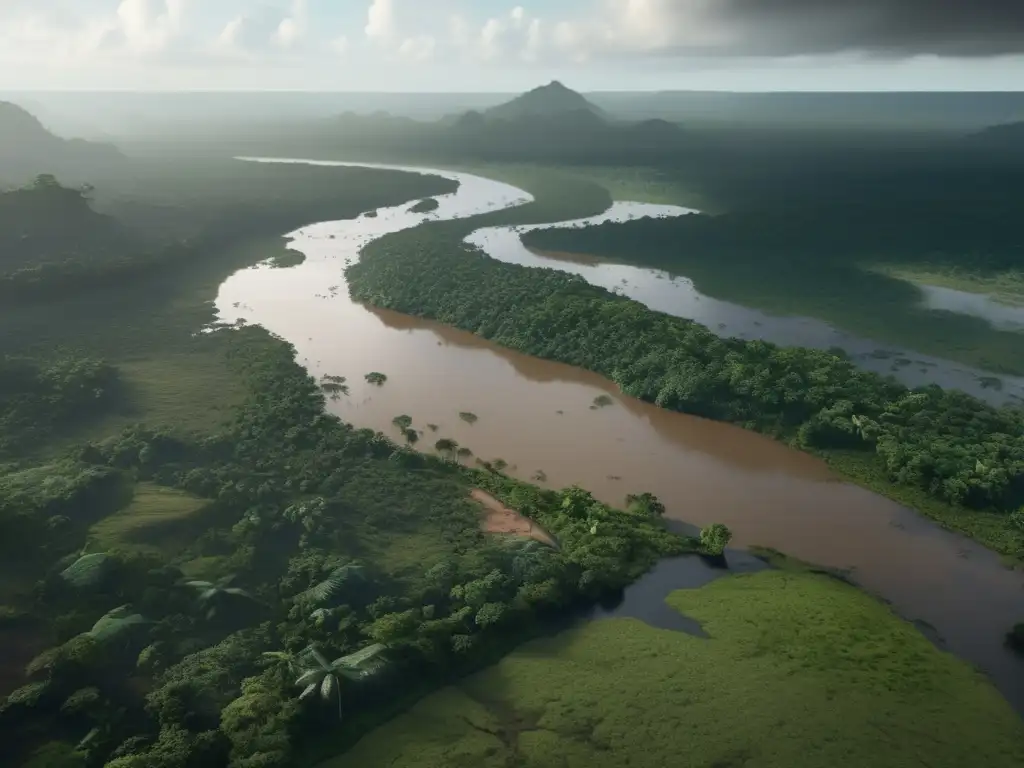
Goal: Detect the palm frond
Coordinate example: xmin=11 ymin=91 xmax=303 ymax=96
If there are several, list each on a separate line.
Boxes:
xmin=335 ymin=643 xmax=388 ymax=674
xmin=320 ymin=673 xmax=336 ymax=701
xmin=301 ymin=564 xmax=366 ymax=607
xmin=309 ymin=647 xmax=332 ymax=671
xmin=299 ymin=681 xmax=319 ymax=700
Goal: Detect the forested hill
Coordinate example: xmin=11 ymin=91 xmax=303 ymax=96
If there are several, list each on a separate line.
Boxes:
xmin=0 ymin=101 xmax=126 ymax=187
xmin=0 ymin=175 xmax=138 ymax=277
xmin=483 ymin=81 xmax=606 ymax=121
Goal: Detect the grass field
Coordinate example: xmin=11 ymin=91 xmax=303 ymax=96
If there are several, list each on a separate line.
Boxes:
xmin=86 ymin=482 xmax=213 ymax=559
xmin=331 ymin=569 xmax=1024 ymax=768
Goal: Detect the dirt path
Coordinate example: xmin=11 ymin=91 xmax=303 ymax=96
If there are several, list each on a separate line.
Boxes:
xmin=471 ymin=489 xmax=558 ymax=548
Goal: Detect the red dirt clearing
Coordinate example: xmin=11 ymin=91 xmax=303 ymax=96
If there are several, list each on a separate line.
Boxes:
xmin=471 ymin=489 xmax=558 ymax=548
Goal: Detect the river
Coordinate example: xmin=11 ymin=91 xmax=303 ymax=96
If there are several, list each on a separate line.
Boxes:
xmin=215 ymin=157 xmax=1024 ymax=713
xmin=469 ymin=205 xmax=1024 ymax=406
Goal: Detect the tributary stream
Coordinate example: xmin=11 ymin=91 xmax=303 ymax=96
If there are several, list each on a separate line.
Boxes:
xmin=216 ymin=157 xmax=1024 ymax=713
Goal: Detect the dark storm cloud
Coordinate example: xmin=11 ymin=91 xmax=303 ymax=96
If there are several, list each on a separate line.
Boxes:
xmin=684 ymin=0 xmax=1024 ymax=57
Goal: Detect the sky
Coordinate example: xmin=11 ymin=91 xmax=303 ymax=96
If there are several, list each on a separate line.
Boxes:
xmin=2 ymin=0 xmax=1024 ymax=91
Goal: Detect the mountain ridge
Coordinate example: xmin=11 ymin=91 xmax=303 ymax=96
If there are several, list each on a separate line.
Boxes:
xmin=0 ymin=101 xmax=126 ymax=186
xmin=483 ymin=81 xmax=606 ymax=122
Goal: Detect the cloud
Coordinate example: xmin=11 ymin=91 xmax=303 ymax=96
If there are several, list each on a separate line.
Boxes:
xmin=560 ymin=0 xmax=1024 ymax=59
xmin=365 ymin=0 xmax=395 ymax=41
xmin=216 ymin=0 xmax=309 ymax=56
xmin=451 ymin=6 xmax=546 ymax=63
xmin=0 ymin=0 xmax=194 ymax=65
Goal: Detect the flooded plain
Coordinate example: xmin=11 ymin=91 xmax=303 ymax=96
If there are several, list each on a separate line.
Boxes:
xmin=469 ymin=205 xmax=1024 ymax=405
xmin=215 ymin=158 xmax=1024 ymax=712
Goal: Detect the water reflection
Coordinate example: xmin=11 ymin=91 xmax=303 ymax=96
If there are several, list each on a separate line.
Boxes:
xmin=916 ymin=283 xmax=1024 ymax=332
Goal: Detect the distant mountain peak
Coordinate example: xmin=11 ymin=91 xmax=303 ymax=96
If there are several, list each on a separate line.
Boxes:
xmin=484 ymin=81 xmax=604 ymax=122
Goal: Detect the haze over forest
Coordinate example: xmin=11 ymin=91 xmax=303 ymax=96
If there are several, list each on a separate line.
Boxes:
xmin=3 ymin=3 xmax=1024 ymax=768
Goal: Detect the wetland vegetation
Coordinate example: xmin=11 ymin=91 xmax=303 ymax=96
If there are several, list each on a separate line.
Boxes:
xmin=335 ymin=569 xmax=1024 ymax=768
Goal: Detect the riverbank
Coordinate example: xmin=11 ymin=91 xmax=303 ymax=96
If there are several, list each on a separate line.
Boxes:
xmin=350 ymin=219 xmax=1024 ymax=565
xmin=205 ymin=157 xmax=1024 ymax=714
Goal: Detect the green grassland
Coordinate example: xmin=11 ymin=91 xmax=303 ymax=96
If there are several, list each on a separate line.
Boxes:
xmin=86 ymin=483 xmax=213 ymax=560
xmin=334 ymin=569 xmax=1024 ymax=768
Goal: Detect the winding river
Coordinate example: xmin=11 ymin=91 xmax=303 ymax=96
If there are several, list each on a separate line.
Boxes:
xmin=215 ymin=157 xmax=1024 ymax=713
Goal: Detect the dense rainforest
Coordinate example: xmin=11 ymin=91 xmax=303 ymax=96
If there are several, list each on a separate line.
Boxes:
xmin=347 ymin=228 xmax=1024 ymax=556
xmin=0 ymin=331 xmax=696 ymax=768
xmin=0 ymin=164 xmax=721 ymax=767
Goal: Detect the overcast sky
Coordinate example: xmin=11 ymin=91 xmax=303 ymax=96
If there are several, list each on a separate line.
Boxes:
xmin=3 ymin=0 xmax=1024 ymax=91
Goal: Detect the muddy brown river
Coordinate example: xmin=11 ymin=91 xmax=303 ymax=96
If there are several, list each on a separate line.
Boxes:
xmin=215 ymin=158 xmax=1024 ymax=713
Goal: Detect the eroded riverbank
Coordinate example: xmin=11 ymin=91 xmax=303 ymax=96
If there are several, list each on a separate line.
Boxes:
xmin=214 ymin=158 xmax=1024 ymax=712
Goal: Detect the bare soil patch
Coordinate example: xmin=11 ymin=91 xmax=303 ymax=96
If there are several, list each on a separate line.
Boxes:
xmin=471 ymin=489 xmax=558 ymax=548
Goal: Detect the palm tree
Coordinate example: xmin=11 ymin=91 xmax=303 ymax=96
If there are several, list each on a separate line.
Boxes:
xmin=181 ymin=575 xmax=256 ymax=619
xmin=294 ymin=644 xmax=389 ymax=719
xmin=434 ymin=438 xmax=458 ymax=461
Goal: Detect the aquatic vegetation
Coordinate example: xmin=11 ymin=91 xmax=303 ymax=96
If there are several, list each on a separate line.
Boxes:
xmin=392 ymin=414 xmax=413 ymax=431
xmin=365 ymin=371 xmax=388 ymax=385
xmin=320 ymin=375 xmax=349 ymax=396
xmin=699 ymin=523 xmax=733 ymax=556
xmin=458 ymin=411 xmax=478 ymax=424
xmin=625 ymin=492 xmax=666 ymax=517
xmin=591 ymin=394 xmax=614 ymax=408
xmin=456 ymin=447 xmax=474 ymax=463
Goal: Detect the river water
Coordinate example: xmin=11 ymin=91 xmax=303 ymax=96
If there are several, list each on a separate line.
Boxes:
xmin=469 ymin=206 xmax=1024 ymax=406
xmin=215 ymin=157 xmax=1024 ymax=713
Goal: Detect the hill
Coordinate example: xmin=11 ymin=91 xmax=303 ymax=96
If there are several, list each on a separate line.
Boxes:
xmin=0 ymin=174 xmax=137 ymax=277
xmin=484 ymin=80 xmax=605 ymax=122
xmin=0 ymin=101 xmax=126 ymax=186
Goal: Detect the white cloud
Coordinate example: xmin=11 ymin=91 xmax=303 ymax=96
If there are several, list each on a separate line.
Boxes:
xmin=215 ymin=0 xmax=311 ymax=57
xmin=451 ymin=6 xmax=546 ymax=64
xmin=365 ymin=0 xmax=395 ymax=41
xmin=273 ymin=0 xmax=308 ymax=50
